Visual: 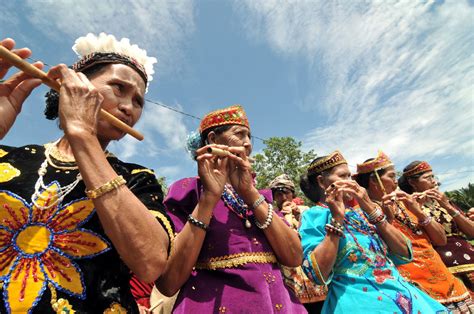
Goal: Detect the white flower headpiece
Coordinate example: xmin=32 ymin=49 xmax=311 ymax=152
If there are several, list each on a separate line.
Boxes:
xmin=72 ymin=33 xmax=157 ymax=89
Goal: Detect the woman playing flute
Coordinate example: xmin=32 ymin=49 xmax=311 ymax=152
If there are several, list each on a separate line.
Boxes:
xmin=0 ymin=33 xmax=173 ymax=313
xmin=155 ymin=105 xmax=306 ymax=313
xmin=399 ymin=161 xmax=474 ymax=295
xmin=298 ymin=150 xmax=446 ymax=313
xmin=355 ymin=152 xmax=473 ymax=313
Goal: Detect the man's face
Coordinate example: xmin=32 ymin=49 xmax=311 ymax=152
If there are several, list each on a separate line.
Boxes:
xmin=273 ymin=188 xmax=294 ymax=210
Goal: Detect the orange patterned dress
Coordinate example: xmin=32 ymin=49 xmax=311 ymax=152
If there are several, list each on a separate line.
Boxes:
xmin=392 ymin=203 xmax=470 ymax=305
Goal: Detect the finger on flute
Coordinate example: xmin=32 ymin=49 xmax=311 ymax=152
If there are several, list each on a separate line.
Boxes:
xmin=206 ymin=147 xmax=230 ymax=157
xmin=0 ymin=44 xmax=144 ymax=141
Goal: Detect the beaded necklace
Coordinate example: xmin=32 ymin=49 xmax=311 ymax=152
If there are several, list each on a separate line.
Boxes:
xmin=222 ymin=184 xmax=253 ymax=228
xmin=344 ymin=209 xmax=388 ymax=265
xmin=393 ymin=202 xmax=422 ymax=235
xmin=317 ymin=202 xmax=388 ymax=265
xmin=31 ymin=141 xmax=83 ymax=210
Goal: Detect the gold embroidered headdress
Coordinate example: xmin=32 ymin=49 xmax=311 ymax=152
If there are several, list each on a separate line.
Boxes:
xmin=199 ymin=105 xmax=250 ymax=134
xmin=355 ymin=151 xmax=394 ymax=194
xmin=356 ymin=151 xmax=393 ymax=174
xmin=307 ymin=151 xmax=347 ymax=175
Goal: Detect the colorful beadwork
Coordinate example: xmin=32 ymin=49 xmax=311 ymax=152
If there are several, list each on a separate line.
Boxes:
xmin=0 ymin=181 xmax=110 ymax=313
xmin=222 ymin=185 xmax=253 ymax=228
xmin=403 ymin=161 xmax=432 ymax=178
xmin=199 ymin=105 xmax=250 ymax=133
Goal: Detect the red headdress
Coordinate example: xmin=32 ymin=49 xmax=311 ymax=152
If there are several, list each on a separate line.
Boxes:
xmin=199 ymin=105 xmax=250 ymax=134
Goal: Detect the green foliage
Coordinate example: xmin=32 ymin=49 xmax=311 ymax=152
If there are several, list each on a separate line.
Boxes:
xmin=157 ymin=176 xmax=168 ymax=196
xmin=445 ymin=183 xmax=474 ymax=212
xmin=252 ymin=137 xmax=316 ymax=201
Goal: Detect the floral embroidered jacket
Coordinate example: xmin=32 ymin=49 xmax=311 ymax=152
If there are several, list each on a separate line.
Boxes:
xmin=299 ymin=205 xmax=447 ymax=314
xmin=0 ymin=144 xmax=173 ymax=313
xmin=393 ymin=204 xmax=470 ymax=304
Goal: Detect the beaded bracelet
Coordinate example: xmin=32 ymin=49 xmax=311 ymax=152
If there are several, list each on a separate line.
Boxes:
xmin=329 ymin=217 xmax=343 ymax=230
xmin=419 ymin=215 xmax=432 ymax=227
xmin=371 ymin=212 xmax=387 ymax=225
xmin=367 ymin=206 xmax=386 ymax=225
xmin=85 ymin=175 xmax=126 ymax=199
xmin=376 ymin=219 xmax=388 ymax=227
xmin=374 ymin=214 xmax=387 ymax=226
xmin=187 ymin=215 xmax=209 ymax=231
xmin=367 ymin=206 xmax=382 ymax=221
xmin=325 ymin=224 xmax=344 ymax=237
xmin=254 ymin=203 xmax=274 ymax=229
xmin=252 ymin=194 xmax=266 ymax=209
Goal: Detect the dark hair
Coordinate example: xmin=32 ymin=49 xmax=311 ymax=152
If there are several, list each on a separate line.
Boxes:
xmin=299 ymin=156 xmax=329 ymax=203
xmin=200 ymin=125 xmax=233 ymax=146
xmin=398 ymin=161 xmax=423 ymax=194
xmin=354 ymin=158 xmax=388 ymax=189
xmin=44 ymin=63 xmax=111 ymax=121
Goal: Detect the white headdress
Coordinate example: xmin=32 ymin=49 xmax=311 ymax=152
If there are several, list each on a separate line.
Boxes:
xmin=72 ymin=33 xmax=157 ymax=90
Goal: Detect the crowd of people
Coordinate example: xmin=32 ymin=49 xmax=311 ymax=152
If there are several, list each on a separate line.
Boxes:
xmin=0 ymin=33 xmax=472 ymax=313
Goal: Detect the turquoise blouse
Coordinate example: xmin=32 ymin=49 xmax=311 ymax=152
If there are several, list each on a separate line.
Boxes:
xmin=299 ymin=205 xmax=447 ymax=314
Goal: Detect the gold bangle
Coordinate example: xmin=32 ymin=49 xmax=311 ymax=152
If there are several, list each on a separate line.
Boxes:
xmin=85 ymin=175 xmax=126 ymax=199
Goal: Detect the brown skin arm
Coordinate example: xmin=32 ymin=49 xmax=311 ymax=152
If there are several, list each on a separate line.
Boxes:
xmin=309 ymin=187 xmax=345 ymax=281
xmin=426 ymin=189 xmax=474 ymax=238
xmin=48 ymin=65 xmax=169 ymax=282
xmin=156 ymin=146 xmax=229 ymax=296
xmin=384 ymin=191 xmax=447 ymax=246
xmin=332 ymin=181 xmax=411 ymax=258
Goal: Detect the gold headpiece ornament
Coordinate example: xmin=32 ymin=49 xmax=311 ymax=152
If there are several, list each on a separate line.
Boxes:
xmin=403 ymin=161 xmax=432 ymax=177
xmin=356 ymin=151 xmax=393 ymax=174
xmin=307 ymin=151 xmax=347 ymax=175
xmin=356 ymin=151 xmax=394 ymax=194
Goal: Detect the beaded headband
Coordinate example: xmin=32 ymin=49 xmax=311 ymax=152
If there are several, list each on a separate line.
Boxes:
xmin=72 ymin=52 xmax=148 ymax=84
xmin=403 ymin=161 xmax=432 ymax=177
xmin=72 ymin=33 xmax=157 ymax=91
xmin=199 ymin=105 xmax=250 ymax=133
xmin=307 ymin=151 xmax=347 ymax=175
xmin=356 ymin=151 xmax=393 ymax=174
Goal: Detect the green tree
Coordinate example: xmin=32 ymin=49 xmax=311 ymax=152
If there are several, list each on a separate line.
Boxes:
xmin=252 ymin=137 xmax=316 ymax=198
xmin=157 ymin=176 xmax=168 ymax=196
xmin=445 ymin=183 xmax=474 ymax=212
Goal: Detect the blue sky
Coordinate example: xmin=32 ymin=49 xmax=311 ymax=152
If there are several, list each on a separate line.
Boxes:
xmin=1 ymin=0 xmax=473 ymax=191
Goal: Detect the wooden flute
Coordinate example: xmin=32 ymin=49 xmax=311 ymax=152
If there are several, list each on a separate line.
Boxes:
xmin=0 ymin=45 xmax=144 ymax=141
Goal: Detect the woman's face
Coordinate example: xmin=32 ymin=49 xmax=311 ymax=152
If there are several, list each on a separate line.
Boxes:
xmin=89 ymin=64 xmax=146 ymax=142
xmin=378 ymin=166 xmax=398 ymax=194
xmin=211 ymin=125 xmax=252 ymax=156
xmin=318 ymin=164 xmax=351 ymax=190
xmin=409 ymin=171 xmax=436 ymax=192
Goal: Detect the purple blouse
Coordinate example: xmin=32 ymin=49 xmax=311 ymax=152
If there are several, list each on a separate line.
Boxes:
xmin=164 ymin=177 xmax=306 ymax=313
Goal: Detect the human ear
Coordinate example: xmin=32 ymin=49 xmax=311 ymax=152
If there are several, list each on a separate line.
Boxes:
xmin=207 ymin=131 xmax=217 ymax=144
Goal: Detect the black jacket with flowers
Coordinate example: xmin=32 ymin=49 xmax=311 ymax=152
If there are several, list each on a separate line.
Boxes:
xmin=0 ymin=144 xmax=173 ymax=314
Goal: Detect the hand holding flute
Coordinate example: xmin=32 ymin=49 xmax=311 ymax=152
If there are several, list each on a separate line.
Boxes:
xmin=0 ymin=39 xmax=143 ymax=140
xmin=0 ymin=38 xmax=44 ymax=139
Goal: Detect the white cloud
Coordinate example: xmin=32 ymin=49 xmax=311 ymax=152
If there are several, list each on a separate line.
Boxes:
xmin=24 ymin=0 xmax=195 ymax=74
xmin=235 ymin=0 xmax=474 ymax=174
xmin=110 ymin=101 xmax=189 ymax=159
xmin=438 ymin=166 xmax=474 ymax=192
